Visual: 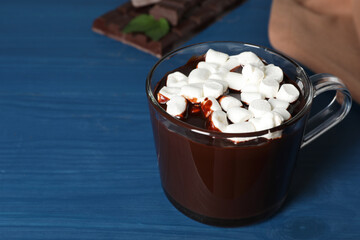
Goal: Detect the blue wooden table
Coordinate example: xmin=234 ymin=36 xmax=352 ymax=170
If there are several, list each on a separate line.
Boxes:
xmin=1 ymin=0 xmax=359 ymax=239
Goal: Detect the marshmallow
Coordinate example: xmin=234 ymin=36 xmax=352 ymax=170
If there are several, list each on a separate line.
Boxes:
xmin=208 ymin=79 xmax=228 ymax=93
xmin=242 ymin=64 xmax=265 ymax=82
xmin=224 ymin=122 xmax=256 ymax=133
xmin=232 ymin=51 xmax=265 ymax=68
xmin=217 ymin=66 xmax=230 ymax=74
xmin=240 ymin=92 xmax=264 ymax=105
xmin=203 ymin=81 xmax=224 ymax=98
xmin=158 ymin=86 xmax=181 ymax=103
xmin=268 ymin=111 xmax=284 ymax=126
xmin=209 ymin=110 xmax=228 ymax=131
xmin=268 ymin=98 xmax=289 ymax=109
xmin=265 ymin=64 xmax=283 ymax=83
xmin=222 ymin=57 xmax=240 ymax=70
xmin=259 ymin=78 xmax=279 ymax=98
xmin=276 ymin=84 xmax=300 ymax=103
xmin=190 ymin=83 xmax=205 ymax=88
xmin=272 ymin=108 xmax=291 ymax=120
xmin=257 ymin=112 xmax=284 ymax=139
xmin=262 ymin=131 xmax=282 ymax=140
xmin=209 ymin=72 xmax=227 ymax=81
xmin=219 ymin=95 xmax=243 ymax=112
xmin=166 ymin=96 xmax=187 ymax=117
xmin=180 ymin=84 xmax=203 ymax=103
xmin=227 ymin=107 xmax=253 ymax=123
xmin=224 ymin=122 xmax=257 ymax=143
xmin=167 ymin=71 xmax=188 ymax=88
xmin=201 ymin=97 xmax=222 ymax=118
xmin=225 ymin=72 xmax=246 ymax=91
xmin=205 ymin=49 xmax=229 ymax=65
xmin=188 ymin=68 xmax=210 ymax=84
xmin=197 ymin=61 xmax=219 ymax=73
xmin=249 ymin=111 xmax=285 ymax=132
xmin=249 ymin=116 xmax=275 ymax=131
xmin=248 ymin=99 xmax=272 ymax=118
xmin=241 ymin=81 xmax=260 ymax=93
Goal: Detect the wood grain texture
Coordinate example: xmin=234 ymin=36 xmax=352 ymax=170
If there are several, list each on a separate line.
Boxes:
xmin=0 ymin=0 xmax=359 ymax=239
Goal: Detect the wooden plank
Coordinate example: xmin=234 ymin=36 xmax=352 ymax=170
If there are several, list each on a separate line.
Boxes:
xmin=0 ymin=0 xmax=359 ymax=239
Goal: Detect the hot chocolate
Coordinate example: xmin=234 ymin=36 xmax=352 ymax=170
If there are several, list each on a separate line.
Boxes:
xmin=148 ymin=49 xmax=306 ymax=225
xmin=147 ymin=42 xmax=351 ymax=226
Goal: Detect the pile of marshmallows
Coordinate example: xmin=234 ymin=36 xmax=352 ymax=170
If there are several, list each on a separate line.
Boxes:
xmin=157 ymin=49 xmax=300 ymax=142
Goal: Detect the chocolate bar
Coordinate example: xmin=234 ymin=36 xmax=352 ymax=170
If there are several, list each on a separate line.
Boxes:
xmin=92 ymin=0 xmax=246 ymax=58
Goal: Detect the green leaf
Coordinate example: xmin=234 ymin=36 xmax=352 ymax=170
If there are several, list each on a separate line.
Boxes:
xmin=145 ymin=18 xmax=170 ymax=41
xmin=122 ymin=14 xmax=170 ymax=41
xmin=122 ymin=14 xmax=157 ymax=33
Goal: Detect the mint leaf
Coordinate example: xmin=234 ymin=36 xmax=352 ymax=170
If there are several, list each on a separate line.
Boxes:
xmin=145 ymin=18 xmax=170 ymax=41
xmin=122 ymin=14 xmax=157 ymax=33
xmin=122 ymin=14 xmax=170 ymax=41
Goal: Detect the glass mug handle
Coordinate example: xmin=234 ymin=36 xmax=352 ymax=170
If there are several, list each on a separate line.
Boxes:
xmin=301 ymin=73 xmax=352 ymax=148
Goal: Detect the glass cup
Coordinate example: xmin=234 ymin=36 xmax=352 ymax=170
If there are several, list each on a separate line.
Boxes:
xmin=146 ymin=42 xmax=352 ymax=226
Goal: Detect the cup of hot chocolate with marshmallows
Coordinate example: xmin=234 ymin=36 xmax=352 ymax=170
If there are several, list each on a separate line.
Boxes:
xmin=146 ymin=42 xmax=352 ymax=226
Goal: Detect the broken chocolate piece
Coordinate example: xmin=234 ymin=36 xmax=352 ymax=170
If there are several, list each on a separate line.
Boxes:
xmin=161 ymin=0 xmax=191 ymax=10
xmin=92 ymin=0 xmax=246 ymax=58
xmin=131 ymin=0 xmax=160 ymax=8
xmin=149 ymin=3 xmax=185 ymax=26
xmin=189 ymin=8 xmax=217 ymax=25
xmin=117 ymin=2 xmax=133 ymax=14
xmin=202 ymin=0 xmax=228 ymax=14
xmin=172 ymin=20 xmax=198 ymax=37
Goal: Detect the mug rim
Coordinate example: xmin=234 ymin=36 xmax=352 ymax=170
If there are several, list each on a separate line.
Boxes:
xmin=146 ymin=41 xmax=313 ymax=138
